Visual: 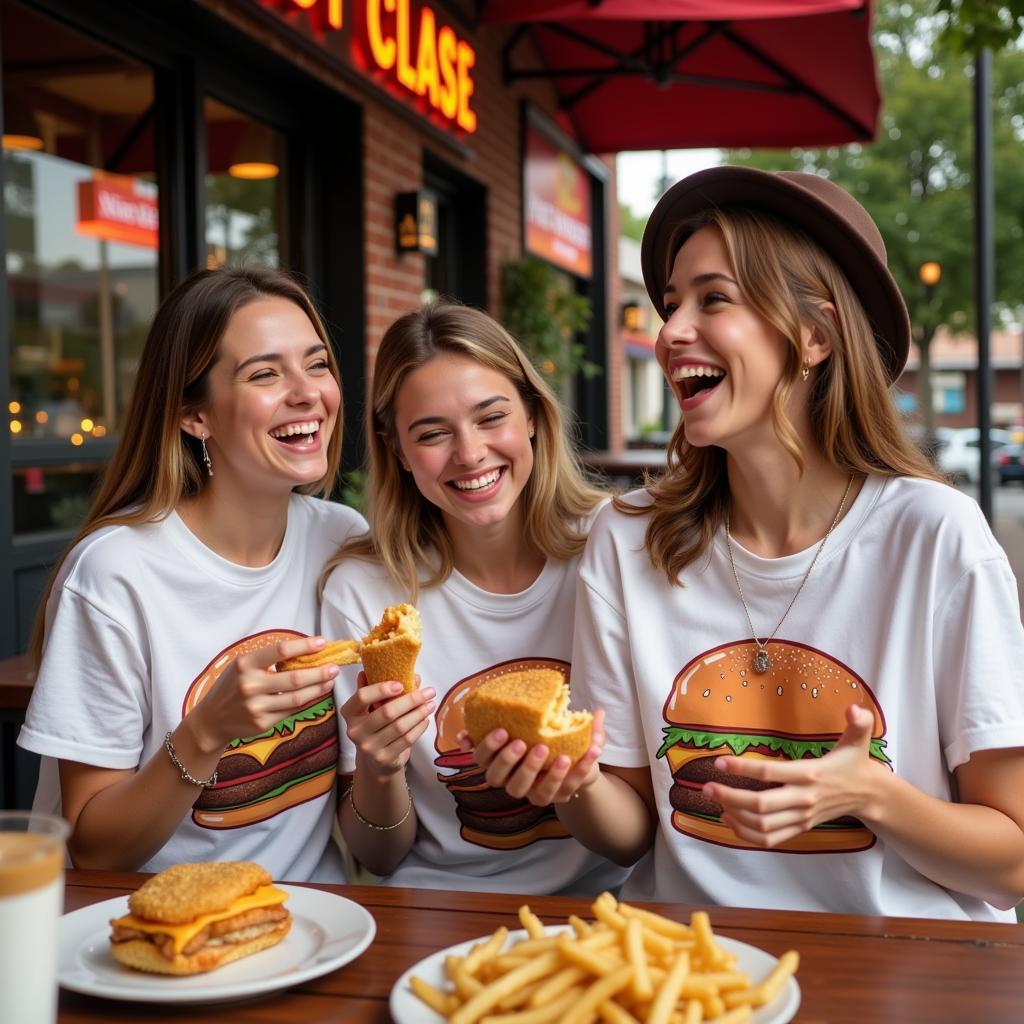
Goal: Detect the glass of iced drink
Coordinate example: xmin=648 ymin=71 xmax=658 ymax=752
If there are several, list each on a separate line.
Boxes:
xmin=0 ymin=811 xmax=70 ymax=1024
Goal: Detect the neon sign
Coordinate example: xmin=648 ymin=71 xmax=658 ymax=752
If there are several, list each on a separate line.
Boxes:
xmin=257 ymin=0 xmax=477 ymax=135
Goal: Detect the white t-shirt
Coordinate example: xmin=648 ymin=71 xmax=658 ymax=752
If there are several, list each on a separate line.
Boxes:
xmin=322 ymin=540 xmax=628 ymax=896
xmin=19 ymin=494 xmax=367 ymax=883
xmin=573 ymin=475 xmax=1024 ymax=921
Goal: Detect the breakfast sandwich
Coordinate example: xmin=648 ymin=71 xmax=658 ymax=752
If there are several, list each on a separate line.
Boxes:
xmin=277 ymin=638 xmax=362 ymax=671
xmin=109 ymin=861 xmax=291 ymax=975
xmin=360 ymin=604 xmax=422 ymax=692
xmin=463 ymin=667 xmax=593 ymax=769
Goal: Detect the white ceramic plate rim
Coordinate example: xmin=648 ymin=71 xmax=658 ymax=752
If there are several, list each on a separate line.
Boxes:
xmin=390 ymin=926 xmax=800 ymax=1024
xmin=58 ymin=883 xmax=376 ymax=1004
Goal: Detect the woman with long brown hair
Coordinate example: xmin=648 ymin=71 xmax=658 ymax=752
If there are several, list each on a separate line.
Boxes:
xmin=320 ymin=302 xmax=624 ymax=894
xmin=473 ymin=167 xmax=1024 ymax=920
xmin=18 ymin=267 xmax=366 ymax=881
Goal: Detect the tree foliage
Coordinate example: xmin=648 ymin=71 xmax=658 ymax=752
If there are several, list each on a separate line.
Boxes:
xmin=725 ymin=0 xmax=1024 ymax=337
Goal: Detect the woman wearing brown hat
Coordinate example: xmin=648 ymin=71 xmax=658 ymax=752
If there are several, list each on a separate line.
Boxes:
xmin=471 ymin=167 xmax=1024 ymax=920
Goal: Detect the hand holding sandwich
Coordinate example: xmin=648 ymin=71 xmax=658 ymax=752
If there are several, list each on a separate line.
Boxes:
xmin=61 ymin=635 xmax=338 ymax=872
xmin=464 ymin=707 xmax=606 ymax=807
xmin=183 ymin=635 xmax=340 ymax=757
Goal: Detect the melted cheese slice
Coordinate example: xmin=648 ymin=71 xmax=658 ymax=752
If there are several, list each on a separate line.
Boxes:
xmin=112 ymin=884 xmax=288 ymax=955
xmin=226 ymin=713 xmax=325 ymax=768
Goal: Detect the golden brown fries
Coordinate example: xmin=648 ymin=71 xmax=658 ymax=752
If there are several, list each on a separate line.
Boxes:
xmin=407 ymin=892 xmax=799 ymax=1023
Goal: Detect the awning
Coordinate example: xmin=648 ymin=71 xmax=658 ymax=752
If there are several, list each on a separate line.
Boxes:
xmin=482 ymin=1 xmax=880 ymax=153
xmin=622 ymin=328 xmax=657 ymax=359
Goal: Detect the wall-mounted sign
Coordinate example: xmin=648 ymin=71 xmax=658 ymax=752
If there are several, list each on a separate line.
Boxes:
xmin=76 ymin=177 xmax=158 ymax=249
xmin=396 ymin=189 xmax=438 ymax=254
xmin=257 ymin=0 xmax=478 ymax=136
xmin=621 ymin=301 xmax=647 ymax=332
xmin=523 ymin=118 xmax=592 ymax=279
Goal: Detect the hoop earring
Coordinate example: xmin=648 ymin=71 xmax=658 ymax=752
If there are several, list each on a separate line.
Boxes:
xmin=201 ymin=434 xmax=213 ymax=477
xmin=801 ymin=359 xmax=810 ymax=382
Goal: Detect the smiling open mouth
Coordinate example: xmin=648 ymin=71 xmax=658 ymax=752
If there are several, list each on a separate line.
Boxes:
xmin=448 ymin=467 xmax=505 ymax=492
xmin=672 ymin=366 xmax=725 ymax=400
xmin=269 ymin=421 xmax=320 ymax=446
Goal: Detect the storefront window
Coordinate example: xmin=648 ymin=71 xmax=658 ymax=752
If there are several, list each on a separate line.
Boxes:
xmin=2 ymin=1 xmax=158 ymax=535
xmin=204 ymin=99 xmax=285 ymax=268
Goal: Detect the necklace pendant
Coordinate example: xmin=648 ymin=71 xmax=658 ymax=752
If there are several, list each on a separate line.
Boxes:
xmin=753 ymin=647 xmax=770 ymax=674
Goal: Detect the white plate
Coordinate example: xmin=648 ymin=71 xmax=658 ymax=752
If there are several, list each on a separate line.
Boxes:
xmin=58 ymin=884 xmax=375 ymax=1004
xmin=390 ymin=926 xmax=800 ymax=1024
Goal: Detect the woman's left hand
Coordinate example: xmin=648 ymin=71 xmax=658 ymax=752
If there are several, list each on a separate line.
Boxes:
xmin=458 ymin=709 xmax=606 ymax=807
xmin=704 ymin=704 xmax=887 ymax=848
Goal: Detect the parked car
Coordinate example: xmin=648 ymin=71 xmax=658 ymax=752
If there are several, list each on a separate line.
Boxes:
xmin=997 ymin=444 xmax=1024 ymax=486
xmin=935 ymin=427 xmax=1012 ymax=484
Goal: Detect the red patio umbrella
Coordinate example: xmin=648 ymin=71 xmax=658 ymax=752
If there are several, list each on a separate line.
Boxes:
xmin=481 ymin=1 xmax=880 ymax=152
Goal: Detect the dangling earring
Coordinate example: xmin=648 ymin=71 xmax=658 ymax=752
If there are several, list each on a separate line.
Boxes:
xmin=801 ymin=359 xmax=811 ymax=382
xmin=201 ymin=434 xmax=213 ymax=477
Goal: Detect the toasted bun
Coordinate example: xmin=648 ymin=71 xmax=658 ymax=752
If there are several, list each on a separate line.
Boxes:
xmin=191 ymin=770 xmax=336 ymax=831
xmin=670 ymin=810 xmax=876 ymax=853
xmin=361 ymin=604 xmax=422 ymax=692
xmin=128 ymin=862 xmax=272 ymax=923
xmin=277 ymin=639 xmax=361 ymax=671
xmin=110 ymin=919 xmax=291 ymax=975
xmin=464 ymin=669 xmax=592 ymax=769
xmin=665 ymin=639 xmax=885 ymax=737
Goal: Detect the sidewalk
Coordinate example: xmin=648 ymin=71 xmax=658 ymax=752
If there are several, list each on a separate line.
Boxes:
xmin=994 ymin=512 xmax=1024 ymax=610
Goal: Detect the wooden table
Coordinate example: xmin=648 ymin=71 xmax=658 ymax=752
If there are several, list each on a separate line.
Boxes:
xmin=60 ymin=870 xmax=1024 ymax=1022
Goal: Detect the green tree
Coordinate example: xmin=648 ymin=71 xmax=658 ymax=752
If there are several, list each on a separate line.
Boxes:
xmin=619 ymin=202 xmax=647 ymax=242
xmin=725 ymin=0 xmax=1024 ymax=439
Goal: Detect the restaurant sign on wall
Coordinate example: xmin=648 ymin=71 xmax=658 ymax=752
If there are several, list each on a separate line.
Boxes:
xmin=256 ymin=0 xmax=477 ymax=136
xmin=523 ymin=111 xmax=592 ymax=279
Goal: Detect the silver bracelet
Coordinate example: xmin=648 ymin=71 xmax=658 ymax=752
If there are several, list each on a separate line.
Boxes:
xmin=164 ymin=731 xmax=218 ymax=788
xmin=346 ymin=783 xmax=413 ymax=831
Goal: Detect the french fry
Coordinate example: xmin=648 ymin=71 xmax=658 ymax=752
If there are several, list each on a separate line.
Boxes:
xmin=409 ymin=901 xmax=798 ymax=1024
xmin=450 ymin=950 xmax=561 ymax=1024
xmin=562 ymin=965 xmax=635 ymax=1024
xmin=462 ymin=928 xmax=509 ymax=976
xmin=624 ymin=918 xmax=654 ymax=1002
xmin=518 ymin=906 xmax=546 ymax=939
xmin=410 ymin=974 xmax=458 ymax=1015
xmin=528 ymin=965 xmax=588 ymax=1008
xmin=480 ymin=985 xmax=583 ymax=1024
xmin=646 ymin=951 xmax=691 ymax=1024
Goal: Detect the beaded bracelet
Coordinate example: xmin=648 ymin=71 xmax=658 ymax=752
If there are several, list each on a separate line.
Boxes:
xmin=164 ymin=731 xmax=219 ymax=788
xmin=346 ymin=784 xmax=413 ymax=831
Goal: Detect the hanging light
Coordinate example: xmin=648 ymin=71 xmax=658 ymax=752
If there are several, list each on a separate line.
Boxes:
xmin=2 ymin=92 xmax=43 ymax=151
xmin=228 ymin=122 xmax=279 ymax=180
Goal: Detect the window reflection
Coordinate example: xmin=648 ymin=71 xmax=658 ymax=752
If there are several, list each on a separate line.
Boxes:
xmin=204 ymin=99 xmax=285 ymax=268
xmin=2 ymin=0 xmax=157 ymax=534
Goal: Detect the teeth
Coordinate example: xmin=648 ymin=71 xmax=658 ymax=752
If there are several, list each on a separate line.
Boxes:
xmin=452 ymin=469 xmax=501 ymax=491
xmin=270 ymin=421 xmax=319 ymax=438
xmin=671 ymin=366 xmax=725 ymax=381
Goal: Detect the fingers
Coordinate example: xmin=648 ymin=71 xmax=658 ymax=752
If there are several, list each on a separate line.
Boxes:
xmin=343 ymin=685 xmax=437 ymax=766
xmin=704 ymin=779 xmax=795 ymax=816
xmin=834 ymin=703 xmax=875 ymax=751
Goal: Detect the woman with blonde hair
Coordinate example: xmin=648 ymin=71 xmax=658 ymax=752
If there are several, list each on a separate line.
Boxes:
xmin=321 ymin=302 xmax=624 ymax=894
xmin=19 ymin=267 xmax=366 ymax=881
xmin=472 ymin=167 xmax=1024 ymax=920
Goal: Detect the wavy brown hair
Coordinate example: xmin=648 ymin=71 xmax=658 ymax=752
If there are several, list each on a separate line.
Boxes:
xmin=31 ymin=266 xmax=343 ymax=663
xmin=323 ymin=302 xmax=605 ymax=599
xmin=626 ymin=207 xmax=943 ymax=584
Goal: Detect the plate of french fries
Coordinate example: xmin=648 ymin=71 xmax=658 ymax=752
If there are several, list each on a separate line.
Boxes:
xmin=390 ymin=891 xmax=800 ymax=1024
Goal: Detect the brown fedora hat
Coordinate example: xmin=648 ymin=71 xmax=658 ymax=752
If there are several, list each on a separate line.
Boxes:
xmin=640 ymin=165 xmax=910 ymax=382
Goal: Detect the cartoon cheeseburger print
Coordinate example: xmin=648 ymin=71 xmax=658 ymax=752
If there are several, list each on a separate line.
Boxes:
xmin=657 ymin=640 xmax=891 ymax=853
xmin=434 ymin=659 xmax=573 ymax=850
xmin=182 ymin=630 xmax=339 ymax=830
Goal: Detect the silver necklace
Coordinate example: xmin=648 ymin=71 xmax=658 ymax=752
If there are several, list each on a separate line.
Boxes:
xmin=724 ymin=474 xmax=854 ymax=674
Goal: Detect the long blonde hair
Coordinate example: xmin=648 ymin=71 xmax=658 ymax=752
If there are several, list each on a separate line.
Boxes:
xmin=31 ymin=267 xmax=343 ymax=663
xmin=629 ymin=207 xmax=943 ymax=584
xmin=325 ymin=302 xmax=605 ymax=599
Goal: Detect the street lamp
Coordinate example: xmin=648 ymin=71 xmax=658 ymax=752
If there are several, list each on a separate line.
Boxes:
xmin=918 ymin=261 xmax=942 ymax=456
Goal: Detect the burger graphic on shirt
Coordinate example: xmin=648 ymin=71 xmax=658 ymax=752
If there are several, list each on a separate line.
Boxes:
xmin=657 ymin=639 xmax=891 ymax=853
xmin=434 ymin=659 xmax=573 ymax=850
xmin=182 ymin=630 xmax=339 ymax=830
